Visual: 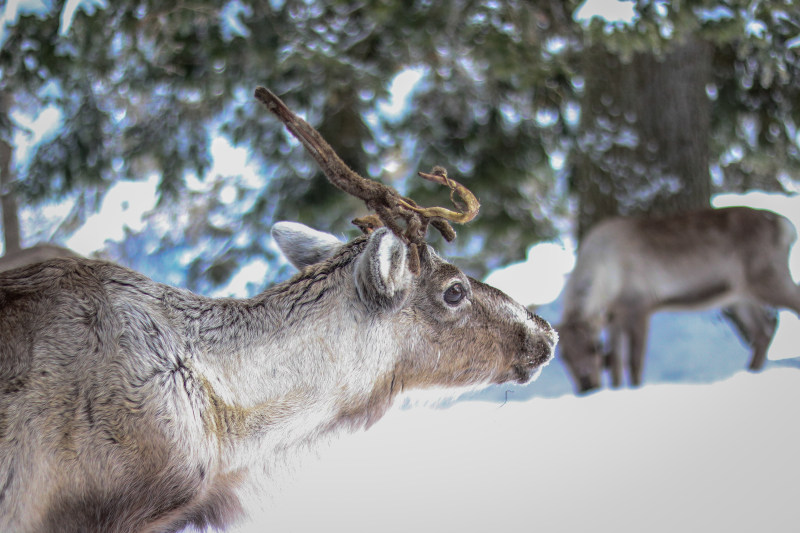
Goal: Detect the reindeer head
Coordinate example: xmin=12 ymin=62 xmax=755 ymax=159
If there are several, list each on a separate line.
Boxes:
xmin=259 ymin=87 xmax=556 ymax=419
xmin=557 ymin=320 xmax=603 ymax=393
xmin=273 ymin=220 xmax=557 ymax=426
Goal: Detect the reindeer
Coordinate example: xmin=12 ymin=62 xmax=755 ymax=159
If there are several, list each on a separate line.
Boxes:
xmin=558 ymin=206 xmax=800 ymax=393
xmin=0 ymin=243 xmax=79 ymax=272
xmin=0 ymin=88 xmax=557 ymax=532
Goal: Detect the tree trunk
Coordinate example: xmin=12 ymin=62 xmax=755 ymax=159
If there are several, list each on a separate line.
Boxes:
xmin=572 ymin=37 xmax=714 ymax=238
xmin=0 ymin=90 xmax=21 ymax=255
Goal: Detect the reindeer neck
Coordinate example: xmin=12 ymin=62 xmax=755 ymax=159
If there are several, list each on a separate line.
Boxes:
xmin=172 ymin=243 xmax=398 ymax=447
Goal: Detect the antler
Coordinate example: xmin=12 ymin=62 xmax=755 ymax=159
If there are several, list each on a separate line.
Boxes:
xmin=254 ymin=87 xmax=480 ymax=273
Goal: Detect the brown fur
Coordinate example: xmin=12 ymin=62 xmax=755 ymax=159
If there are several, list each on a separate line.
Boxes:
xmin=559 ymin=207 xmax=800 ymax=393
xmin=0 ymin=224 xmax=556 ymax=532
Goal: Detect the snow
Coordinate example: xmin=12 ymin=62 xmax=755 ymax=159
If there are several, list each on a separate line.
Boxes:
xmin=0 ymin=0 xmax=106 ymax=47
xmin=66 ymin=174 xmax=160 ymax=255
xmin=10 ymin=105 xmax=62 ymax=169
xmin=378 ymin=68 xmax=426 ymax=120
xmin=0 ymin=0 xmax=44 ymax=49
xmin=574 ymin=0 xmax=639 ymax=27
xmin=59 ymin=0 xmax=107 ymax=36
xmin=484 ymin=239 xmax=575 ymax=307
xmin=233 ymin=368 xmax=799 ymax=533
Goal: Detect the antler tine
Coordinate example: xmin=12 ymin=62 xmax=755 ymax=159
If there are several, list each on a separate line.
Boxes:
xmin=399 ymin=166 xmax=481 ymax=225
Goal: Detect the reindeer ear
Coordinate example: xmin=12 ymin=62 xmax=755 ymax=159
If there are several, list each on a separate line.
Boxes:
xmin=354 ymin=228 xmax=413 ymax=312
xmin=272 ymin=222 xmax=343 ymax=269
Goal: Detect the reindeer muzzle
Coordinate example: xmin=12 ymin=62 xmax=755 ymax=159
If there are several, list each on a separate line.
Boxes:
xmin=512 ymin=316 xmax=557 ymax=384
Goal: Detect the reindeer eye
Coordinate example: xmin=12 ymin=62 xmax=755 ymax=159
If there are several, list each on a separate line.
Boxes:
xmin=443 ymin=283 xmax=466 ymax=305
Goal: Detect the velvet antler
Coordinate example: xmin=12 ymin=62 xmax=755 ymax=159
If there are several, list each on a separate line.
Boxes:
xmin=255 ymin=87 xmax=480 ymax=273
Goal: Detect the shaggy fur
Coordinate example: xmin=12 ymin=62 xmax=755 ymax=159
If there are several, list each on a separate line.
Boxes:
xmin=0 ymin=223 xmax=556 ymax=532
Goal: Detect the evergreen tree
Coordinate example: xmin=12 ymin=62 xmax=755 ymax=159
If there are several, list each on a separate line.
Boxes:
xmin=1 ymin=1 xmax=798 ymax=290
xmin=572 ymin=0 xmax=800 ymax=236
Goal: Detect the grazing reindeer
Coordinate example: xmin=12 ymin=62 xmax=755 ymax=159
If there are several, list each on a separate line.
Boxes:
xmin=559 ymin=206 xmax=800 ymax=393
xmin=0 ymin=89 xmax=556 ymax=533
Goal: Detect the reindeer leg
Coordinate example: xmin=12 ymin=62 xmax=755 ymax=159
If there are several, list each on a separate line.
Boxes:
xmin=606 ymin=325 xmax=624 ymax=388
xmin=748 ymin=323 xmax=775 ymax=371
xmin=746 ymin=275 xmax=800 ymax=368
xmin=747 ymin=252 xmax=800 ymax=316
xmin=725 ymin=302 xmax=778 ymax=371
xmin=621 ymin=311 xmax=650 ymax=388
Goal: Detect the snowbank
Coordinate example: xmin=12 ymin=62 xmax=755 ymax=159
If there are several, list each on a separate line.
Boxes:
xmin=232 ymin=367 xmax=799 ymax=533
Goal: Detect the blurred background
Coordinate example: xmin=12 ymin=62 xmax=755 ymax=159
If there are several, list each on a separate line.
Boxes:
xmin=2 ymin=0 xmax=798 ymax=290
xmin=2 ymin=0 xmax=800 ymax=397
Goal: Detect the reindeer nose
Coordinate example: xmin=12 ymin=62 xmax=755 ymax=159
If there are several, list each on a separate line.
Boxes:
xmin=529 ymin=334 xmax=556 ymax=365
xmin=520 ymin=309 xmax=557 ymax=372
xmin=527 ymin=308 xmax=558 ymax=348
xmin=578 ymin=376 xmax=600 ymax=394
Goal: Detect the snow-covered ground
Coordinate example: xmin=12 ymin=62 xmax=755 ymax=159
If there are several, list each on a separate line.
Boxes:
xmin=242 ymin=367 xmax=798 ymax=533
xmin=225 ymin=191 xmax=800 ymax=533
